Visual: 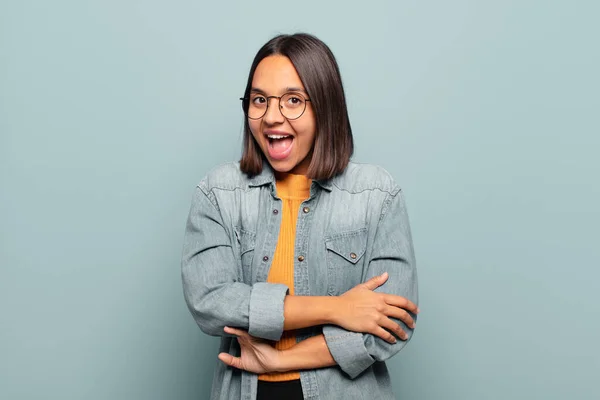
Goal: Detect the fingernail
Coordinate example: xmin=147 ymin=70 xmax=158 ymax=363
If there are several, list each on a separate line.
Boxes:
xmin=416 ymin=308 xmax=420 ymax=313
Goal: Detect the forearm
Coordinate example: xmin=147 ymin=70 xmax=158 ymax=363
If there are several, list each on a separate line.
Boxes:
xmin=283 ymin=295 xmax=338 ymax=331
xmin=278 ymin=334 xmax=336 ymax=371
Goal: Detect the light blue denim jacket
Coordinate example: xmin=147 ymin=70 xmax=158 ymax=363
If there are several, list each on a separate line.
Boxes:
xmin=181 ymin=161 xmax=418 ymax=400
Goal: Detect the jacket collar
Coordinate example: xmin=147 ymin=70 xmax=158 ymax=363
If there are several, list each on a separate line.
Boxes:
xmin=247 ymin=163 xmax=333 ymax=192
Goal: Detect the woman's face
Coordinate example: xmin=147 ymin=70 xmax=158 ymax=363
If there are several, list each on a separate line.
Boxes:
xmin=248 ymin=55 xmax=316 ymax=176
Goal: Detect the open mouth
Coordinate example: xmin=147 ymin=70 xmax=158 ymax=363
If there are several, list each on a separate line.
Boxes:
xmin=266 ymin=134 xmax=294 ymax=161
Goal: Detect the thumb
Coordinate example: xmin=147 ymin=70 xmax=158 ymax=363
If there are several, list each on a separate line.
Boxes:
xmin=362 ymin=272 xmax=388 ymax=290
xmin=218 ymin=352 xmax=242 ymax=369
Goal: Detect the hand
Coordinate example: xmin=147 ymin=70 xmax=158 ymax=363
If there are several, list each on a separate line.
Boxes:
xmin=217 ymin=327 xmax=282 ymax=374
xmin=332 ymin=272 xmax=419 ymax=344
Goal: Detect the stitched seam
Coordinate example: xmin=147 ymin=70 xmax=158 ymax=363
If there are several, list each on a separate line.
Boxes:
xmin=324 ymin=227 xmax=367 ymax=241
xmin=197 ymin=182 xmax=219 ymax=210
xmin=379 ymin=190 xmax=403 ymax=222
xmin=330 ymin=183 xmax=400 ymax=196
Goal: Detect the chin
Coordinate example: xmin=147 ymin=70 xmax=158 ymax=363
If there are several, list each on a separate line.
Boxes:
xmin=269 ymin=161 xmax=296 ymax=173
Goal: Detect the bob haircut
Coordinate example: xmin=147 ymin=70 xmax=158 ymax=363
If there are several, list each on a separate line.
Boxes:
xmin=239 ymin=33 xmax=353 ymax=180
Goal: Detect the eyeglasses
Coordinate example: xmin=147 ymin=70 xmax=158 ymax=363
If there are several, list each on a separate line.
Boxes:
xmin=240 ymin=92 xmax=311 ymax=120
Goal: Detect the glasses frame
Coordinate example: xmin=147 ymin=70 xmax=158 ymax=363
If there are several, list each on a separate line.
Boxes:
xmin=240 ymin=92 xmax=312 ymax=121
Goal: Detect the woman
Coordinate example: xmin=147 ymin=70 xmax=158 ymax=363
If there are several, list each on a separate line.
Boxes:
xmin=182 ymin=33 xmax=419 ymax=400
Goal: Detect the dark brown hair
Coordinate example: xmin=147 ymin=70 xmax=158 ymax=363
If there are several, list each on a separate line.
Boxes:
xmin=239 ymin=33 xmax=353 ymax=180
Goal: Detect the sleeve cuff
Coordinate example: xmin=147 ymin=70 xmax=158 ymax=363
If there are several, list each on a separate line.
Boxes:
xmin=323 ymin=325 xmax=375 ymax=379
xmin=248 ymin=282 xmax=289 ymax=341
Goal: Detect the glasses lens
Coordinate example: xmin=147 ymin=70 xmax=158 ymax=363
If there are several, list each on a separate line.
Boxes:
xmin=280 ymin=93 xmax=306 ymax=120
xmin=243 ymin=93 xmax=307 ymax=120
xmin=247 ymin=94 xmax=267 ymax=119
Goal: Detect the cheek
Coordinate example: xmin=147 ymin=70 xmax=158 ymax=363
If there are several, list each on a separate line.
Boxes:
xmin=296 ymin=121 xmax=316 ymax=149
xmin=300 ymin=111 xmax=317 ymax=144
xmin=248 ymin=120 xmax=262 ymax=141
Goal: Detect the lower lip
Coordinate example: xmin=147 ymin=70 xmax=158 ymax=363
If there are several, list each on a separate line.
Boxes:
xmin=266 ymin=138 xmax=294 ymax=161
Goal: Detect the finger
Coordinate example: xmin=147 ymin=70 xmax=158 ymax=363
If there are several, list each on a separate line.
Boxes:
xmin=371 ymin=326 xmax=397 ymax=344
xmin=218 ymin=352 xmax=243 ymax=369
xmin=378 ymin=316 xmax=408 ymax=340
xmin=384 ymin=305 xmax=415 ymax=329
xmin=383 ymin=295 xmax=419 ymax=314
xmin=223 ymin=326 xmax=250 ymax=338
xmin=362 ymin=272 xmax=388 ymax=290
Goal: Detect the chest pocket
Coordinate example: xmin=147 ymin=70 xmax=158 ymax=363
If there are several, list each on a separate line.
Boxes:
xmin=325 ymin=228 xmax=368 ymax=295
xmin=235 ymin=227 xmax=256 ymax=283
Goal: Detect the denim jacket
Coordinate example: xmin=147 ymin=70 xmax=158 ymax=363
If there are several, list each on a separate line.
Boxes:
xmin=181 ymin=161 xmax=418 ymax=400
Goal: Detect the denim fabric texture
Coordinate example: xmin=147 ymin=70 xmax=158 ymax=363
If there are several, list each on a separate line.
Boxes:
xmin=181 ymin=161 xmax=418 ymax=400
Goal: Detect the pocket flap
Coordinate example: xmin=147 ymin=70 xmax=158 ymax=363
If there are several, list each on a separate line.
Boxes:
xmin=325 ymin=228 xmax=368 ymax=264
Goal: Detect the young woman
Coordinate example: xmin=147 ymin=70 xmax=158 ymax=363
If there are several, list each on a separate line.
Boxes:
xmin=182 ymin=33 xmax=419 ymax=400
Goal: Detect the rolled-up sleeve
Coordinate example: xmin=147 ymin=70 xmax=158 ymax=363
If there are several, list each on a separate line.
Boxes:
xmin=248 ymin=282 xmax=288 ymax=340
xmin=181 ymin=185 xmax=288 ymax=341
xmin=323 ymin=189 xmax=418 ymax=379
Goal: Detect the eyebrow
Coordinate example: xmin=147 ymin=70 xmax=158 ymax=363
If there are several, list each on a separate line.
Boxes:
xmin=250 ymin=87 xmax=308 ymax=95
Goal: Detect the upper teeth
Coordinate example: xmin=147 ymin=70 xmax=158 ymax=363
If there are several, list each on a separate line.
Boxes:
xmin=268 ymin=135 xmax=289 ymax=139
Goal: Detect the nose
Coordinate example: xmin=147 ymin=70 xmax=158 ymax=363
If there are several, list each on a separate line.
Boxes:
xmin=262 ymin=97 xmax=285 ymax=125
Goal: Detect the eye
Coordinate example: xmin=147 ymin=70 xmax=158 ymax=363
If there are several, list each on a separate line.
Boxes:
xmin=284 ymin=94 xmax=304 ymax=108
xmin=251 ymin=95 xmax=267 ymax=105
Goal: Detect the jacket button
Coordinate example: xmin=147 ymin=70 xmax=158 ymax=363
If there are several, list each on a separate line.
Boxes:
xmin=273 ymin=209 xmax=278 ymax=214
xmin=263 ymin=256 xmax=269 ymax=262
xmin=302 ymin=207 xmax=310 ymax=213
xmin=297 ymin=255 xmax=305 ymax=262
xmin=350 ymin=252 xmax=357 ymax=259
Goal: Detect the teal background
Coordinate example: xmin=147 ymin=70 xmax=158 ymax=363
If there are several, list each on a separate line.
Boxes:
xmin=1 ymin=0 xmax=599 ymax=399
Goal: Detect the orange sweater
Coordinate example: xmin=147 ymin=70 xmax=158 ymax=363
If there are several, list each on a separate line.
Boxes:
xmin=258 ymin=173 xmax=311 ymax=382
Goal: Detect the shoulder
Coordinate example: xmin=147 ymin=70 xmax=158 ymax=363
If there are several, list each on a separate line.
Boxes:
xmin=197 ymin=162 xmax=249 ymax=192
xmin=331 ymin=162 xmax=401 ymax=195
